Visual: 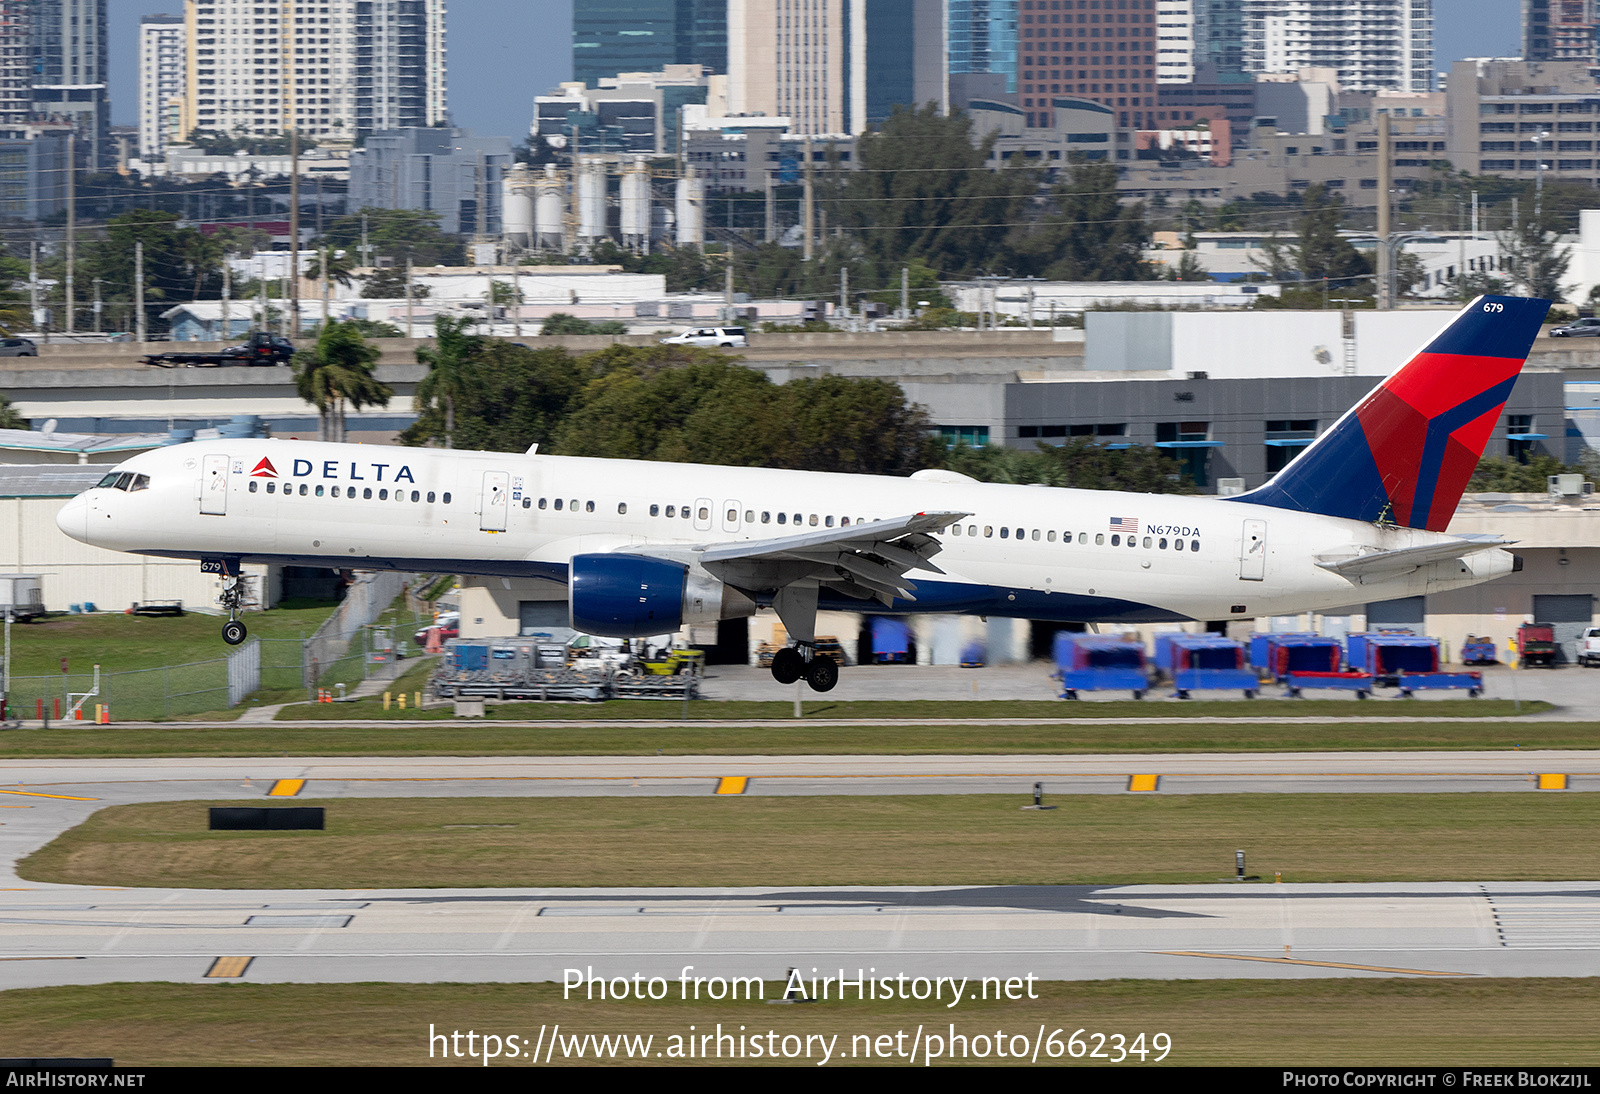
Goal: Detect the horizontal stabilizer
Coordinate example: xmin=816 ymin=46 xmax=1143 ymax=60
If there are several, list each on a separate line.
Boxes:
xmin=1316 ymin=534 xmax=1510 ymax=578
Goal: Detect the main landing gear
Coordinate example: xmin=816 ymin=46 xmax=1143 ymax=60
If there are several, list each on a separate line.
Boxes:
xmin=770 ymin=644 xmax=839 ymax=692
xmin=219 ymin=575 xmax=248 ymax=646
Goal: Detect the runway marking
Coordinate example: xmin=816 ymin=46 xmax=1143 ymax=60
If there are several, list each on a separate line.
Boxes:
xmin=0 ymin=956 xmax=83 ymax=962
xmin=715 ymin=777 xmax=749 ymax=795
xmin=0 ymin=789 xmax=99 ymax=801
xmin=1538 ymin=773 xmax=1568 ymax=790
xmin=268 ymin=779 xmax=305 ymax=797
xmin=205 ymin=956 xmax=254 ymax=978
xmin=1127 ymin=774 xmax=1161 ymax=792
xmin=1160 ymin=950 xmax=1474 ymax=977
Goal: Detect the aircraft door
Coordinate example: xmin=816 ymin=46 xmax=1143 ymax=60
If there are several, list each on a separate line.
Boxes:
xmin=721 ymin=499 xmax=741 ymax=533
xmin=200 ymin=454 xmax=229 ymax=515
xmin=1240 ymin=519 xmax=1267 ymax=581
xmin=480 ymin=471 xmax=510 ymax=532
xmin=693 ymin=496 xmax=713 ymax=532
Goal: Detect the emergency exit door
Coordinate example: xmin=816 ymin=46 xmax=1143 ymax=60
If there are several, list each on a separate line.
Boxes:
xmin=480 ymin=471 xmax=510 ymax=531
xmin=200 ymin=454 xmax=229 ymax=515
xmin=1240 ymin=519 xmax=1267 ymax=581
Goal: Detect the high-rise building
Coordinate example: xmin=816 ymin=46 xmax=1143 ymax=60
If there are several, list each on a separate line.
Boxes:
xmin=1194 ymin=0 xmax=1245 ymax=81
xmin=139 ymin=14 xmax=185 ymax=160
xmin=728 ymin=0 xmax=946 ymax=136
xmin=949 ymin=0 xmax=1017 ymax=95
xmin=1156 ymin=0 xmax=1196 ymax=83
xmin=1242 ymin=0 xmax=1432 ymax=92
xmin=1015 ymin=0 xmax=1161 ymax=130
xmin=0 ymin=1 xmax=31 ymax=130
xmin=573 ymin=1 xmax=728 ymax=87
xmin=347 ymin=126 xmax=511 ymax=235
xmin=29 ymin=0 xmax=109 ymax=168
xmin=1523 ymin=0 xmax=1597 ymax=65
xmin=185 ymin=0 xmax=448 ymax=143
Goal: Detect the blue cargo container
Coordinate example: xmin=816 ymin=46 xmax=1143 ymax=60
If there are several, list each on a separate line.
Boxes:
xmin=1249 ymin=632 xmax=1316 ymax=671
xmin=1347 ymin=633 xmax=1439 ymax=684
xmin=1053 ymin=634 xmax=1149 ymax=699
xmin=870 ymin=617 xmax=911 ymax=663
xmin=1264 ymin=636 xmax=1343 ymax=681
xmin=452 ymin=643 xmax=489 ymax=672
xmin=1164 ymin=635 xmax=1258 ymax=698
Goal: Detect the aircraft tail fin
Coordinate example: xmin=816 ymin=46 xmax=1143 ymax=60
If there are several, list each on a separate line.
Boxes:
xmin=1228 ymin=295 xmax=1551 ymax=531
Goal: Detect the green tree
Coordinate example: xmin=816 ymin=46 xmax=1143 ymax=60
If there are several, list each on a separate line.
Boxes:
xmin=84 ymin=210 xmax=222 ymax=334
xmin=541 ymin=312 xmax=597 ymax=335
xmin=400 ymin=342 xmax=591 ymax=452
xmin=776 ymin=374 xmax=942 ymax=475
xmin=1500 ymin=215 xmax=1573 ymax=302
xmin=413 ymin=316 xmax=484 ymax=449
xmin=1467 ymin=454 xmax=1577 ymax=493
xmin=0 ymin=392 xmax=25 ymax=430
xmin=947 ymin=439 xmax=1195 ymax=493
xmin=320 ymin=207 xmax=464 ymax=268
xmin=1008 ymin=161 xmax=1154 ymax=281
xmin=1294 ymin=183 xmax=1370 ymax=288
xmin=360 ymin=266 xmax=429 ymax=300
xmin=292 ymin=320 xmax=391 ymax=443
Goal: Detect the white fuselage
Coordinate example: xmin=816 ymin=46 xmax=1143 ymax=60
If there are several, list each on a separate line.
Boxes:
xmin=56 ymin=439 xmax=1515 ymax=624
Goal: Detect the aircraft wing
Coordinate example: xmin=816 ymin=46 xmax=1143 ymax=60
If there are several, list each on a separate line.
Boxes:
xmin=688 ymin=510 xmax=970 ymax=606
xmin=1316 ymin=534 xmax=1511 ymax=579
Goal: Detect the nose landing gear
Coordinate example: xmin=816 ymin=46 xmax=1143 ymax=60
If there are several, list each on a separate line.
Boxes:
xmin=219 ymin=575 xmax=248 ymax=645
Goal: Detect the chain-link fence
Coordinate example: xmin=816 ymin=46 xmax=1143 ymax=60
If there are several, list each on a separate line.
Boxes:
xmin=9 ymin=660 xmax=233 ymax=721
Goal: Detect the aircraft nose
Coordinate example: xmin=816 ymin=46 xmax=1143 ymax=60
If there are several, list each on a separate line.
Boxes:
xmin=55 ymin=493 xmax=90 ymax=545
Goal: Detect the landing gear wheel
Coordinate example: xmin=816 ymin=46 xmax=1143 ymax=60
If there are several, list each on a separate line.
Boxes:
xmin=222 ymin=619 xmax=247 ymax=645
xmin=771 ymin=646 xmax=805 ymax=685
xmin=1244 ymin=689 xmax=1257 ymax=699
xmin=805 ymin=655 xmax=839 ymax=692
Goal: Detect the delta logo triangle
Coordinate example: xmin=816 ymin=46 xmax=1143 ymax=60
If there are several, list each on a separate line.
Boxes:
xmin=250 ymin=457 xmax=278 ymax=478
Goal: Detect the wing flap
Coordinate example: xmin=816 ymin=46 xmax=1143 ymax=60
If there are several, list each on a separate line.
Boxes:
xmin=1316 ymin=535 xmax=1511 ymax=578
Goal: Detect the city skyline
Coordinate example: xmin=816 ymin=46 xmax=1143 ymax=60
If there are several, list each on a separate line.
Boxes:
xmin=108 ymin=0 xmax=1516 ymax=143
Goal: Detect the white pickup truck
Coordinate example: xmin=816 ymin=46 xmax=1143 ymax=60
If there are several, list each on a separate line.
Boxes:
xmin=1580 ymin=627 xmax=1600 ymax=667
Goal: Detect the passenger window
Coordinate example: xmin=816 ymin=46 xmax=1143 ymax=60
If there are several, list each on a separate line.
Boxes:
xmin=267 ymin=482 xmax=276 ymax=493
xmin=809 ymin=514 xmax=818 ymax=526
xmin=586 ymin=501 xmax=594 ymax=512
xmin=555 ymin=499 xmax=564 ymax=510
xmin=379 ymin=489 xmax=388 ymax=500
xmin=650 ymin=504 xmax=659 ymax=516
xmin=315 ymin=485 xmax=324 ymax=497
xmin=699 ymin=507 xmax=710 ymax=521
xmin=618 ymin=503 xmax=627 ymax=514
xmin=1111 ymin=535 xmax=1120 ymax=546
xmin=249 ymin=480 xmax=258 ymax=493
xmin=968 ymin=525 xmax=977 ymax=536
xmin=825 ymin=515 xmax=834 ymax=528
xmin=777 ymin=512 xmax=786 ymax=524
xmin=841 ymin=517 xmax=849 ymax=526
xmin=1078 ymin=532 xmax=1087 ymax=544
xmin=761 ymin=511 xmax=770 ymax=523
xmin=299 ymin=483 xmax=309 ymax=496
xmin=1047 ymin=531 xmax=1055 ymax=542
xmin=1095 ymin=533 xmax=1104 ymax=545
xmin=1016 ymin=528 xmax=1025 ymax=539
xmin=984 ymin=526 xmax=993 ymax=538
xmin=1175 ymin=539 xmax=1184 ymax=551
xmin=571 ymin=499 xmax=579 ymax=511
xmin=1001 ymin=527 xmax=1010 ymax=539
xmin=332 ymin=486 xmax=342 ymax=498
xmin=952 ymin=525 xmax=962 ymax=536
xmin=1032 ymin=529 xmax=1041 ymax=541
xmin=745 ymin=510 xmax=754 ymax=523
xmin=443 ymin=493 xmax=452 ymax=504
xmin=427 ymin=492 xmax=436 ymax=503
xmin=363 ymin=488 xmax=372 ymax=499
xmin=1142 ymin=536 xmax=1151 ymax=548
xmin=1159 ymin=537 xmax=1167 ymax=549
xmin=522 ymin=498 xmax=531 ymax=508
xmin=682 ymin=506 xmax=690 ymax=519
xmin=727 ymin=508 xmax=737 ymax=522
xmin=412 ymin=491 xmax=420 ymax=503
xmin=1128 ymin=537 xmax=1136 ymax=548
xmin=1192 ymin=540 xmax=1200 ymax=552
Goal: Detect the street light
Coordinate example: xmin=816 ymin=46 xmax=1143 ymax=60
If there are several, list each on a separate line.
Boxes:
xmin=1382 ymin=231 xmax=1436 ymax=304
xmin=1535 ymin=129 xmax=1551 ymax=223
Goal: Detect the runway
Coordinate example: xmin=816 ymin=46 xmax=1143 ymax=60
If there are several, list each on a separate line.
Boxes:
xmin=3 ymin=752 xmax=1599 ymax=990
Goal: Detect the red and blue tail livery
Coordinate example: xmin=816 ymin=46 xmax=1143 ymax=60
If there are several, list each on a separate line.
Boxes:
xmin=1230 ymin=295 xmax=1551 ymax=531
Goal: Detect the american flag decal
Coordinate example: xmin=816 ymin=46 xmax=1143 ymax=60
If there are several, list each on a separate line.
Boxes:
xmin=1109 ymin=516 xmax=1139 ymax=533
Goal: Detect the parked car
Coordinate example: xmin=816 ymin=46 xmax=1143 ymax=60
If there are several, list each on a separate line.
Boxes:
xmin=0 ymin=337 xmax=36 ymax=357
xmin=659 ymin=326 xmax=748 ymax=348
xmin=1550 ymin=318 xmax=1600 ymax=338
xmin=1579 ymin=627 xmax=1600 ymax=667
xmin=414 ymin=611 xmax=459 ymax=647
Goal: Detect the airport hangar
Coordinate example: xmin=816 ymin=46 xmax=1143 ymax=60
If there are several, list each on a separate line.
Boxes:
xmin=1 ymin=313 xmax=1594 ymax=663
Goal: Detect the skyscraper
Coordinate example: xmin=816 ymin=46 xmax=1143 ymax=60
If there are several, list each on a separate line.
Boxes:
xmin=139 ymin=14 xmax=185 ymax=160
xmin=948 ymin=0 xmax=1018 ymax=95
xmin=1156 ymin=0 xmax=1195 ymax=83
xmin=1015 ymin=0 xmax=1161 ymax=130
xmin=728 ymin=0 xmax=945 ymax=136
xmin=0 ymin=1 xmax=31 ymax=130
xmin=1523 ymin=0 xmax=1596 ymax=65
xmin=573 ymin=1 xmax=728 ymax=87
xmin=1242 ymin=0 xmax=1432 ymax=92
xmin=185 ymin=0 xmax=448 ymax=143
xmin=29 ymin=0 xmax=109 ymax=167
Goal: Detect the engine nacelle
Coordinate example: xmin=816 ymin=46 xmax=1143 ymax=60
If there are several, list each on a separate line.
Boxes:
xmin=569 ymin=553 xmax=755 ymax=637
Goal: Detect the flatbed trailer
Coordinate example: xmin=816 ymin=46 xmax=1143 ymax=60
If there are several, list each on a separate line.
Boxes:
xmin=1285 ymin=671 xmax=1374 ymax=698
xmin=143 ymin=332 xmax=294 ymax=368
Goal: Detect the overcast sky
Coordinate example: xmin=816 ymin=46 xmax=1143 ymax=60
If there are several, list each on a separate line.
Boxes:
xmin=109 ymin=0 xmax=1516 ymax=139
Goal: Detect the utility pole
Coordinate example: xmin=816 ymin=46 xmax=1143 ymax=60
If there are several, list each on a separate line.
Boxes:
xmin=289 ymin=128 xmax=300 ymax=338
xmin=28 ymin=242 xmax=38 ymax=338
xmin=839 ymin=265 xmax=848 ymax=320
xmin=801 ymin=137 xmax=814 ymax=262
xmin=1376 ymin=112 xmax=1391 ymax=310
xmin=764 ymin=171 xmax=775 ymax=243
xmin=361 ymin=212 xmax=370 ymax=268
xmin=512 ymin=260 xmax=521 ymax=338
xmin=724 ymin=259 xmax=733 ymax=323
xmin=900 ymin=267 xmax=909 ymax=320
xmin=92 ymin=278 xmax=103 ymax=334
xmin=134 ymin=241 xmax=146 ymax=343
xmin=320 ymin=244 xmax=330 ymax=325
xmin=64 ymin=132 xmax=74 ymax=334
xmin=405 ymin=255 xmax=414 ymax=339
xmin=221 ymin=259 xmax=230 ymax=341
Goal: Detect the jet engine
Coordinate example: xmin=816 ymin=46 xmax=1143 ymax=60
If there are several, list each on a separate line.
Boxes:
xmin=569 ymin=553 xmax=756 ymax=637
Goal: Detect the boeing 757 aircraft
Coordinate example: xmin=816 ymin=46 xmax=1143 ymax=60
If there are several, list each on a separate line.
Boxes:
xmin=56 ymin=295 xmax=1549 ymax=692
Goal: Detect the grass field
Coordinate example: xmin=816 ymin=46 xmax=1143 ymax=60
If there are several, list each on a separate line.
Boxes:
xmin=274 ymin=694 xmax=1547 ymax=722
xmin=23 ymin=794 xmax=1600 ymax=889
xmin=4 ymin=979 xmax=1599 ymax=1066
xmin=0 ymin=715 xmax=1586 ymax=759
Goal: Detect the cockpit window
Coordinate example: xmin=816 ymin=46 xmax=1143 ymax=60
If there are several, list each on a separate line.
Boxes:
xmin=128 ymin=474 xmax=150 ymax=492
xmin=95 ymin=472 xmax=121 ymax=489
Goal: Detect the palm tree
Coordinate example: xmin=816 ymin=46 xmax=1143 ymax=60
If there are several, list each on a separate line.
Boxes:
xmin=414 ymin=315 xmax=481 ymax=449
xmin=292 ymin=320 xmax=391 ymax=442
